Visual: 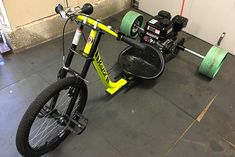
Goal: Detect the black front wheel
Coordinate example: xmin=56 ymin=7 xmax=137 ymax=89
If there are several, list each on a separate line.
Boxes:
xmin=16 ymin=77 xmax=88 ymax=157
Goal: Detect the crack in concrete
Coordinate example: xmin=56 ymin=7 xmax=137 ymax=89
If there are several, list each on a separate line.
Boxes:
xmin=164 ymin=120 xmax=197 ymax=157
xmin=223 ymin=138 xmax=235 ymax=149
xmin=163 ymin=94 xmax=218 ymax=157
xmin=196 ymin=94 xmax=218 ymax=122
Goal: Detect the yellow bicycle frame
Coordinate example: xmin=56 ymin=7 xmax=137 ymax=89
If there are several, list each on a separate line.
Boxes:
xmin=76 ymin=15 xmax=127 ymax=95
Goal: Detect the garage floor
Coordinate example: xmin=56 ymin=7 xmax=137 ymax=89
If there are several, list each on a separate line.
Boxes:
xmin=1 ymin=9 xmax=235 ymax=157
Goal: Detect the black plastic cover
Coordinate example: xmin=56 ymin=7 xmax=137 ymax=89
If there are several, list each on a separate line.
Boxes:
xmin=158 ymin=10 xmax=171 ymax=20
xmin=118 ymin=44 xmax=165 ymax=79
xmin=172 ymin=15 xmax=188 ymax=31
xmin=145 ymin=16 xmax=173 ymax=40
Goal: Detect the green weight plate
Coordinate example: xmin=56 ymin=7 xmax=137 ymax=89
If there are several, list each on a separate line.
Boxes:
xmin=120 ymin=11 xmax=144 ymax=38
xmin=198 ymin=46 xmax=228 ymax=78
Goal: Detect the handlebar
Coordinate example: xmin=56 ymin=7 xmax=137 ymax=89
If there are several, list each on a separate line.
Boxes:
xmin=55 ymin=4 xmax=145 ymax=51
xmin=55 ymin=3 xmax=93 ymax=19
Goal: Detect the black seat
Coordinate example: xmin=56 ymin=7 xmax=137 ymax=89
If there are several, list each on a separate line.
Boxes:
xmin=118 ymin=44 xmax=165 ymax=80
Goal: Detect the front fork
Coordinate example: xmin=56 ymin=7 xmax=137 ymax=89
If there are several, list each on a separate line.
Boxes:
xmin=51 ymin=24 xmax=84 ymax=113
xmin=57 ymin=25 xmax=83 ymax=79
xmin=54 ymin=25 xmax=104 ymax=118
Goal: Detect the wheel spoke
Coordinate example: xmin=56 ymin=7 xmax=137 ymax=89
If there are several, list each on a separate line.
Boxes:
xmin=29 ymin=120 xmax=57 ymax=143
xmin=54 ymin=90 xmax=69 ymax=109
xmin=29 ymin=89 xmax=74 ymax=148
xmin=30 ymin=91 xmax=71 ymax=140
xmin=31 ymin=117 xmax=49 ymax=142
xmin=30 ymin=118 xmax=48 ymax=135
xmin=72 ymin=97 xmax=81 ymax=114
xmin=37 ymin=118 xmax=54 ymax=144
xmin=32 ymin=123 xmax=61 ymax=148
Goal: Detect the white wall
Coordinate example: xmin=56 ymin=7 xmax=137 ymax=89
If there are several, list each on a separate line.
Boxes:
xmin=3 ymin=0 xmax=130 ymax=52
xmin=3 ymin=0 xmax=101 ymax=29
xmin=139 ymin=0 xmax=235 ymax=55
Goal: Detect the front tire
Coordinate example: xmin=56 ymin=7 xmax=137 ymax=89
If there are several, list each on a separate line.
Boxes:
xmin=16 ymin=77 xmax=87 ymax=157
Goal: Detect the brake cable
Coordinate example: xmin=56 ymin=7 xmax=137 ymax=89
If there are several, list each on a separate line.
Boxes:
xmin=62 ymin=14 xmax=87 ymax=66
xmin=62 ymin=17 xmax=71 ymax=66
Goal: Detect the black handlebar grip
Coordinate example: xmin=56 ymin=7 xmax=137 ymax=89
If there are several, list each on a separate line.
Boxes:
xmin=121 ymin=35 xmax=146 ymax=50
xmin=81 ymin=3 xmax=94 ymax=15
xmin=55 ymin=4 xmax=64 ymax=14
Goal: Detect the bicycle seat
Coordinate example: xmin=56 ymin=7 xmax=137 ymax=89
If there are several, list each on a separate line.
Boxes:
xmin=118 ymin=44 xmax=165 ymax=80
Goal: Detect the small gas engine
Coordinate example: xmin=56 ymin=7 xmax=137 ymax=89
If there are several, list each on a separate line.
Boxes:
xmin=141 ymin=10 xmax=188 ymax=60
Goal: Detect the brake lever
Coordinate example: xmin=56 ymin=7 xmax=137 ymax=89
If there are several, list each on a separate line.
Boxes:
xmin=64 ymin=7 xmax=83 ymax=20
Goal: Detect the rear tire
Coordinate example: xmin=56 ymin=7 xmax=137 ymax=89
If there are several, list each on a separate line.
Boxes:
xmin=16 ymin=77 xmax=87 ymax=157
xmin=120 ymin=11 xmax=144 ymax=38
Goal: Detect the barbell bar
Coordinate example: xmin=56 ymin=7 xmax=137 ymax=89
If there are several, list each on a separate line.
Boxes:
xmin=183 ymin=47 xmax=205 ymax=59
xmin=178 ymin=45 xmax=228 ymax=79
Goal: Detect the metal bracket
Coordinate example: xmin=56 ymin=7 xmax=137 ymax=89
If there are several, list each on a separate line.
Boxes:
xmin=62 ymin=66 xmax=89 ymax=83
xmin=66 ymin=112 xmax=88 ymax=135
xmin=217 ymin=32 xmax=226 ymax=46
xmin=132 ymin=0 xmax=140 ymax=8
xmin=69 ymin=48 xmax=93 ymax=61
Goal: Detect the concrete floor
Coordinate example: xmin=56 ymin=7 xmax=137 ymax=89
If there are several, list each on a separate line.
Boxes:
xmin=1 ymin=9 xmax=235 ymax=157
